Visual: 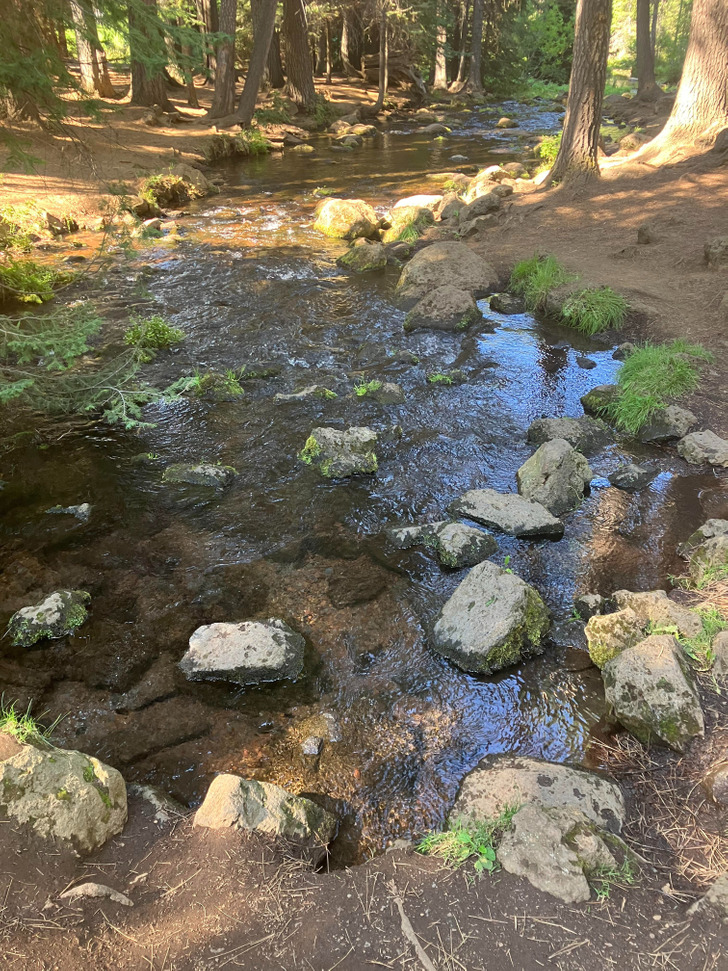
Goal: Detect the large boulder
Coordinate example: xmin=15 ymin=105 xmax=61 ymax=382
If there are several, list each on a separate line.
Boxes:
xmin=394 ymin=241 xmax=497 ymax=306
xmin=194 ymin=774 xmax=336 ymax=845
xmin=516 ymin=439 xmax=592 ymax=516
xmin=180 ymin=619 xmax=305 ymax=686
xmin=585 ymin=607 xmax=643 ymax=668
xmin=313 ymin=198 xmax=380 ymax=240
xmin=431 ymin=560 xmax=550 ymax=675
xmin=677 ymin=430 xmax=728 ymax=468
xmin=526 ymin=416 xmax=611 ymax=456
xmin=337 ymin=239 xmax=387 ymax=273
xmin=688 ymin=535 xmax=728 ymax=585
xmin=638 ymin=405 xmax=696 ymax=444
xmin=612 ymin=589 xmax=701 ymax=638
xmin=7 ymin=590 xmax=90 ymax=647
xmin=449 ymin=488 xmax=564 ymax=539
xmin=458 ymin=192 xmax=501 ymax=223
xmin=451 ymin=754 xmax=625 ymax=834
xmin=404 ymin=285 xmax=482 ymax=332
xmin=603 ymin=634 xmax=704 ymax=752
xmin=299 ymin=426 xmax=378 ymax=477
xmin=0 ymin=742 xmax=127 ymax=853
xmin=389 ymin=521 xmax=497 ymax=568
xmin=381 ymin=205 xmax=434 ymax=243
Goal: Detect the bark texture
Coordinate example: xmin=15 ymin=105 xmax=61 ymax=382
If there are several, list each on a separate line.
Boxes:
xmin=636 ymin=0 xmax=660 ymax=101
xmin=129 ymin=0 xmax=173 ymax=108
xmin=434 ymin=22 xmax=448 ymax=90
xmin=237 ymin=0 xmax=277 ymax=126
xmin=465 ymin=0 xmax=483 ymax=93
xmin=282 ymin=0 xmax=316 ymax=109
xmin=208 ymin=0 xmax=237 ymax=118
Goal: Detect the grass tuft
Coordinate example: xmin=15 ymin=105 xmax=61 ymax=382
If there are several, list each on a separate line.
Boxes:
xmin=124 ymin=314 xmax=184 ymax=362
xmin=0 ymin=697 xmax=62 ymax=745
xmin=417 ymin=807 xmax=519 ymax=875
xmin=591 ymin=858 xmax=638 ymax=901
xmin=354 ymin=379 xmax=382 ymax=397
xmin=562 ymin=286 xmax=628 ymax=335
xmin=509 ymin=254 xmax=571 ymax=311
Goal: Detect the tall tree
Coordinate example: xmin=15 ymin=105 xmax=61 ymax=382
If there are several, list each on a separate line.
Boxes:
xmin=194 ymin=0 xmax=218 ymax=76
xmin=434 ymin=17 xmax=448 ymax=90
xmin=547 ymin=0 xmax=612 ymax=186
xmin=266 ymin=28 xmax=286 ymax=87
xmin=236 ymin=0 xmax=277 ymax=125
xmin=129 ymin=0 xmax=174 ymax=108
xmin=631 ymin=0 xmax=728 ymax=163
xmin=362 ymin=0 xmax=388 ymax=115
xmin=636 ymin=0 xmax=660 ymax=101
xmin=70 ymin=0 xmax=98 ymax=93
xmin=452 ymin=0 xmax=470 ymax=87
xmin=208 ymin=0 xmax=237 ymax=117
xmin=282 ymin=0 xmax=316 ymax=109
xmin=465 ymin=0 xmax=483 ymax=93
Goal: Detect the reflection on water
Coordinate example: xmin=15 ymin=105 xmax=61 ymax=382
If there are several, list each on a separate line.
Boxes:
xmin=1 ymin=106 xmax=726 ymax=861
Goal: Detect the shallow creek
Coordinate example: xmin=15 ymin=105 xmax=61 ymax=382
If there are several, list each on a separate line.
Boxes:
xmin=1 ymin=103 xmax=727 ymax=862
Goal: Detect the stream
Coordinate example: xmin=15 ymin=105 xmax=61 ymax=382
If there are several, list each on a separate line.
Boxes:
xmin=1 ymin=101 xmax=726 ymax=863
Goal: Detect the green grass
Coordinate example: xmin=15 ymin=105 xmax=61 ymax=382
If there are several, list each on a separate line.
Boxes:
xmin=427 ymin=372 xmax=454 ymax=386
xmin=561 ymin=287 xmax=628 ymax=336
xmin=648 ymin=607 xmax=727 ymax=671
xmin=312 ymin=94 xmax=336 ymax=128
xmin=591 ymin=858 xmax=638 ymax=901
xmin=254 ymin=93 xmax=292 ymax=125
xmin=124 ymin=314 xmax=184 ymax=361
xmin=516 ymin=79 xmax=568 ymax=100
xmin=417 ymin=807 xmax=519 ymax=876
xmin=0 ymin=698 xmax=62 ymax=745
xmin=395 ymin=223 xmax=422 ymax=243
xmin=509 ymin=254 xmax=572 ymax=312
xmin=605 ymin=340 xmax=713 ymax=434
xmin=0 ymin=259 xmax=64 ymax=305
xmin=535 ymin=132 xmax=562 ymax=167
xmin=202 ymin=129 xmax=271 ymax=163
xmin=354 ymin=379 xmax=382 ymax=397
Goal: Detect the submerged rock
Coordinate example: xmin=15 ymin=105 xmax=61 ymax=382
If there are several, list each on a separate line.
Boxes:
xmin=431 ymin=560 xmax=550 ymax=674
xmin=0 ymin=742 xmax=127 ymax=853
xmin=274 ymin=385 xmax=339 ymax=403
xmin=45 ymin=502 xmax=92 ymax=523
xmin=404 ymin=285 xmax=482 ymax=332
xmin=581 ymin=384 xmax=621 ymax=416
xmin=677 ymin=430 xmax=728 ymax=468
xmin=526 ymin=416 xmax=611 ymax=456
xmin=389 ymin=520 xmax=497 ymax=568
xmin=162 ymin=463 xmax=237 ymax=489
xmin=585 ymin=607 xmax=643 ymax=668
xmin=574 ymin=593 xmax=606 ymax=620
xmin=603 ymin=634 xmax=704 ymax=752
xmin=7 ymin=589 xmax=90 ymax=647
xmin=313 ymin=198 xmax=380 ymax=240
xmin=194 ymin=774 xmax=336 ymax=844
xmin=638 ymin=405 xmax=696 ymax=444
xmin=516 ymin=440 xmax=592 ymax=516
xmin=180 ymin=619 xmax=305 ymax=686
xmin=489 ymin=292 xmax=524 ymax=315
xmin=337 ymin=239 xmax=387 ymax=273
xmin=299 ymin=426 xmax=378 ymax=477
xmin=608 ymin=463 xmax=657 ymax=491
xmin=394 ymin=241 xmax=497 ymax=306
xmin=449 ymin=488 xmax=563 ymax=539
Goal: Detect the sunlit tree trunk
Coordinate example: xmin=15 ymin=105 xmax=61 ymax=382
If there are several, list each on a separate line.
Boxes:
xmin=363 ymin=0 xmax=388 ymax=115
xmin=87 ymin=5 xmax=118 ymax=97
xmin=636 ymin=0 xmax=660 ymax=101
xmin=434 ymin=21 xmax=448 ymax=90
xmin=325 ymin=17 xmax=332 ymax=83
xmin=195 ymin=0 xmax=219 ymax=77
xmin=70 ymin=0 xmax=97 ymax=92
xmin=454 ymin=0 xmax=470 ymax=86
xmin=282 ymin=0 xmax=316 ymax=109
xmin=237 ymin=0 xmax=277 ymax=125
xmin=208 ymin=0 xmax=237 ymax=117
xmin=465 ymin=0 xmax=483 ymax=93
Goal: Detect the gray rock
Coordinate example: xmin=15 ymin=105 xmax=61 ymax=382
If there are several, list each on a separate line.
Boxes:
xmin=459 ymin=214 xmax=499 ymax=237
xmin=516 ymin=439 xmax=592 ymax=516
xmin=576 ymin=356 xmax=597 ymax=370
xmin=502 ymin=162 xmax=527 ymax=177
xmin=404 ymin=285 xmax=482 ymax=332
xmin=313 ymin=198 xmax=380 ymax=240
xmin=688 ymin=875 xmax=728 ymax=923
xmin=381 ymin=205 xmax=434 ymax=243
xmin=612 ymin=589 xmax=702 ymax=638
xmin=608 ymin=463 xmax=657 ymax=491
xmin=702 ymin=763 xmax=728 ymax=807
xmin=436 ymin=192 xmax=463 ymax=222
xmin=581 ymin=384 xmax=622 ymax=417
xmin=713 ymin=630 xmax=728 ymax=677
xmin=603 ymin=634 xmax=704 ymax=752
xmin=490 ymin=183 xmax=514 ymax=199
xmin=449 ymin=488 xmax=564 ymax=539
xmin=638 ymin=405 xmax=696 ymax=444
xmin=689 ymin=535 xmax=728 ymax=585
xmin=574 ymin=593 xmax=606 ymax=620
xmin=274 ymin=385 xmax=339 ymax=403
xmin=59 ymin=883 xmax=133 ymax=907
xmin=704 ymin=236 xmax=728 ymax=267
xmin=389 ymin=520 xmax=497 ymax=568
xmin=114 ymin=655 xmax=177 ymax=712
xmin=180 ymin=619 xmax=305 ymax=686
xmin=301 ymin=736 xmax=324 ymax=756
xmin=677 ymin=430 xmax=728 ymax=468
xmin=128 ymin=784 xmax=186 ymax=824
xmin=0 ymin=743 xmax=127 ymax=853
xmin=7 ymin=589 xmax=90 ymax=647
xmin=337 ymin=240 xmax=387 ymax=273
xmin=677 ymin=519 xmax=728 ymax=558
xmin=451 ymin=754 xmax=625 ymax=834
xmin=458 ymin=192 xmax=501 ymax=223
xmin=585 ymin=607 xmax=643 ymax=668
xmin=299 ymin=426 xmax=378 ymax=477
xmin=489 ymin=293 xmax=524 ymax=314
xmin=366 ymin=382 xmax=406 ymax=404
xmin=612 ymin=342 xmax=635 ymax=360
xmin=194 ymin=774 xmax=336 ymax=844
xmin=526 ymin=416 xmax=611 ymax=456
xmin=431 ymin=560 xmax=550 ymax=675
xmin=394 ymin=241 xmax=497 ymax=306
xmin=162 ymin=463 xmax=237 ymax=488
xmin=45 ymin=502 xmax=92 ymax=523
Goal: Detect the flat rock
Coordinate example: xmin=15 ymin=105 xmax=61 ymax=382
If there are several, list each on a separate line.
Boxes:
xmin=299 ymin=426 xmax=378 ymax=477
xmin=327 ymin=556 xmax=389 ymax=607
xmin=194 ymin=774 xmax=336 ymax=844
xmin=431 ymin=560 xmax=550 ymax=675
xmin=60 ymin=883 xmax=133 ymax=907
xmin=162 ymin=463 xmax=237 ymax=488
xmin=517 ymin=439 xmax=592 ymax=516
xmin=612 ymin=589 xmax=702 ymax=638
xmin=394 ymin=241 xmax=497 ymax=306
xmin=180 ymin=619 xmax=305 ymax=686
xmin=7 ymin=589 xmax=90 ymax=647
xmin=389 ymin=520 xmax=497 ymax=568
xmin=608 ymin=463 xmax=657 ymax=491
xmin=585 ymin=607 xmax=643 ymax=668
xmin=449 ymin=488 xmax=563 ymax=539
xmin=275 ymin=385 xmax=338 ymax=403
xmin=526 ymin=416 xmax=611 ymax=456
xmin=451 ymin=754 xmax=625 ymax=834
xmin=638 ymin=405 xmax=696 ymax=444
xmin=603 ymin=634 xmax=704 ymax=753
xmin=45 ymin=503 xmax=92 ymax=523
xmin=404 ymin=285 xmax=482 ymax=332
xmin=677 ymin=430 xmax=728 ymax=468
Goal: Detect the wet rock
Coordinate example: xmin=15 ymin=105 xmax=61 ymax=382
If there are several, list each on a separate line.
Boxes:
xmin=458 ymin=192 xmax=501 ymax=223
xmin=677 ymin=519 xmax=728 ymax=558
xmin=170 ymin=162 xmax=209 ymax=196
xmin=431 ymin=560 xmax=550 ymax=675
xmin=489 ymin=292 xmax=524 ymax=314
xmin=516 ymin=439 xmax=592 ymax=516
xmin=394 ymin=241 xmax=497 ymax=306
xmin=59 ymin=883 xmax=133 ymax=907
xmin=496 ymin=117 xmax=518 ymax=129
xmin=337 ymin=239 xmax=387 ymax=273
xmin=194 ymin=774 xmax=337 ymax=844
xmin=349 ymin=124 xmax=377 ymax=138
xmin=419 ymin=123 xmax=450 ymax=136
xmin=335 ymin=133 xmax=362 ymax=148
xmin=313 ymin=198 xmax=380 ymax=241
xmin=702 ymin=763 xmax=728 ymax=806
xmin=7 ymin=590 xmax=90 ymax=647
xmin=327 ymin=556 xmax=389 ymax=607
xmin=585 ymin=607 xmax=642 ymax=669
xmin=526 ymin=416 xmax=611 ymax=456
xmin=297 ymin=712 xmax=342 ymax=743
xmin=574 ymin=593 xmax=606 ymax=620
xmin=45 ymin=503 xmax=92 ymax=523
xmin=389 ymin=520 xmax=497 ymax=568
xmin=382 ymin=205 xmax=434 ymax=244
xmin=301 ymin=736 xmax=323 ymax=756
xmin=677 ymin=430 xmax=728 ymax=468
xmin=603 ymin=634 xmax=704 ymax=752
xmin=162 ymin=463 xmax=237 ymax=489
xmin=449 ymin=488 xmax=564 ymax=539
xmin=638 ymin=405 xmax=696 ymax=444
xmin=612 ymin=589 xmax=702 ymax=638
xmin=713 ymin=631 xmax=728 ymax=677
xmin=688 ymin=875 xmax=728 ymax=923
xmin=0 ymin=742 xmax=127 ymax=853
xmin=180 ymin=619 xmax=305 ymax=686
xmin=608 ymin=463 xmax=657 ymax=491
xmin=612 ymin=342 xmax=635 ymax=360
xmin=452 ymin=754 xmax=625 ymax=833
xmin=274 ymin=385 xmax=339 ymax=403
xmin=688 ymin=535 xmax=728 ymax=585
xmin=581 ymin=384 xmax=621 ymax=416
xmin=576 ymin=356 xmax=597 ymax=369
xmin=404 ymin=285 xmax=482 ymax=332
xmin=366 ymin=382 xmax=406 ymax=404
xmin=548 ymin=619 xmax=588 ymax=652
xmin=704 ymin=236 xmax=728 ymax=267
xmin=299 ymin=426 xmax=378 ymax=477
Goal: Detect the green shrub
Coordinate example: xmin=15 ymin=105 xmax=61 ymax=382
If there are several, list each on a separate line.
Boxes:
xmin=312 ymin=94 xmax=336 ymax=128
xmin=124 ymin=314 xmax=184 ymax=361
xmin=417 ymin=807 xmax=519 ymax=875
xmin=141 ymin=174 xmax=194 ymax=208
xmin=255 ymin=92 xmax=292 ymax=125
xmin=202 ymin=129 xmax=271 ymax=162
xmin=509 ymin=254 xmax=571 ymax=311
xmin=0 ymin=258 xmax=63 ymax=304
xmin=561 ymin=287 xmax=628 ymax=335
xmin=535 ymin=132 xmax=562 ymax=167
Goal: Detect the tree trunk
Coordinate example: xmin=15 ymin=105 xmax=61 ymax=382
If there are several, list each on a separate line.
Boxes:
xmin=651 ymin=0 xmax=659 ymax=50
xmin=57 ymin=20 xmax=70 ymax=58
xmin=636 ymin=0 xmax=660 ymax=101
xmin=630 ymin=0 xmax=728 ymax=163
xmin=340 ymin=8 xmax=359 ymax=76
xmin=364 ymin=1 xmax=388 ymax=115
xmin=70 ymin=0 xmax=98 ymax=93
xmin=129 ymin=0 xmax=174 ymax=108
xmin=434 ymin=22 xmax=448 ymax=90
xmin=282 ymin=0 xmax=316 ymax=109
xmin=208 ymin=0 xmax=237 ymax=117
xmin=454 ymin=0 xmax=470 ymax=86
xmin=547 ymin=0 xmax=612 ymax=187
xmin=464 ymin=0 xmax=483 ymax=93
xmin=325 ymin=18 xmax=332 ymax=84
xmin=237 ymin=0 xmax=277 ymax=126
xmin=86 ymin=6 xmax=118 ymax=97
xmin=266 ymin=29 xmax=286 ymax=87
xmin=315 ymin=26 xmax=326 ymax=75
xmin=195 ymin=0 xmax=219 ymax=76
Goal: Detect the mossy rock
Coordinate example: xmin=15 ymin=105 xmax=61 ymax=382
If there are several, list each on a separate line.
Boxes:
xmin=7 ymin=590 xmax=90 ymax=648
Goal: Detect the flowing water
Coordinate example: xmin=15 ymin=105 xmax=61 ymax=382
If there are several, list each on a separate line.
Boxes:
xmin=1 ymin=103 xmax=726 ymax=862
